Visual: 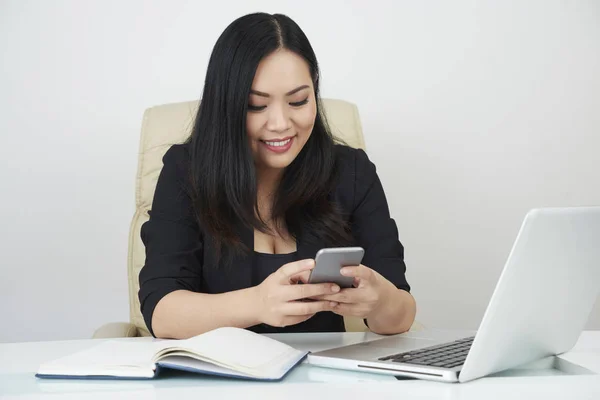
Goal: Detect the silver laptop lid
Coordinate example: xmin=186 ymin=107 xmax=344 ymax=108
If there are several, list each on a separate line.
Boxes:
xmin=459 ymin=207 xmax=600 ymax=382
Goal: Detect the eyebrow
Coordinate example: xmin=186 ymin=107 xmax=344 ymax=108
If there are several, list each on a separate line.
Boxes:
xmin=250 ymin=85 xmax=310 ymax=98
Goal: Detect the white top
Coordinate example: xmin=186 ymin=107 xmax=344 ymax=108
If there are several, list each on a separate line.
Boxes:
xmin=1 ymin=330 xmax=599 ymax=399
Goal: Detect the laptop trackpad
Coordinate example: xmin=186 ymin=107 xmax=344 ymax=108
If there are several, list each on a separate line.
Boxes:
xmin=361 ymin=336 xmax=442 ymax=352
xmin=313 ymin=336 xmax=443 ymax=360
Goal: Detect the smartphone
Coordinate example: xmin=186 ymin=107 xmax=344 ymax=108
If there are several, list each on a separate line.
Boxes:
xmin=307 ymin=247 xmax=365 ymax=288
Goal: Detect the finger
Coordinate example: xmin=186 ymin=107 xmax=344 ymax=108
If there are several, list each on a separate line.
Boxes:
xmin=340 ymin=265 xmax=374 ymax=281
xmin=289 ymin=270 xmax=312 ymax=284
xmin=331 ymin=303 xmax=368 ymax=318
xmin=283 ymin=300 xmax=338 ymax=316
xmin=312 ymin=288 xmax=364 ymax=304
xmin=284 ymin=282 xmax=340 ymax=301
xmin=277 ymin=259 xmax=315 ymax=283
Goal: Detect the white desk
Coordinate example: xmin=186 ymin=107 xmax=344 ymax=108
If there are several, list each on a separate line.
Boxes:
xmin=1 ymin=330 xmax=599 ymax=399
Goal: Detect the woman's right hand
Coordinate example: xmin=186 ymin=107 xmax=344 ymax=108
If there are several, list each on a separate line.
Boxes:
xmin=254 ymin=259 xmax=340 ymax=327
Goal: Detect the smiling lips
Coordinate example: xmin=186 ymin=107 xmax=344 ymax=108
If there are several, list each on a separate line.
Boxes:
xmin=261 ymin=136 xmax=294 ymax=153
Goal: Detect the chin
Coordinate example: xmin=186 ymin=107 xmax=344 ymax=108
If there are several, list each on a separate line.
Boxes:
xmin=262 ymin=156 xmax=296 ymax=170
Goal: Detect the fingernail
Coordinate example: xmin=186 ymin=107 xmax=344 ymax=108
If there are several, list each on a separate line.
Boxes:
xmin=330 ymin=302 xmax=338 ymax=307
xmin=305 ymin=259 xmax=315 ymax=268
xmin=340 ymin=268 xmax=348 ymax=275
xmin=331 ymin=285 xmax=340 ymax=293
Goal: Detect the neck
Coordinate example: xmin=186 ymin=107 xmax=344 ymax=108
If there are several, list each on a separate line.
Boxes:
xmin=256 ymin=165 xmax=283 ymax=193
xmin=255 ymin=166 xmax=284 ymax=221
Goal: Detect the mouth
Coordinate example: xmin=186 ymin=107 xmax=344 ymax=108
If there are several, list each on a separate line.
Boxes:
xmin=260 ymin=136 xmax=295 ymax=153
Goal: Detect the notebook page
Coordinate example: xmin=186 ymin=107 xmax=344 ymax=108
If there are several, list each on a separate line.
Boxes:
xmin=157 ymin=327 xmax=303 ymax=371
xmin=37 ymin=341 xmax=156 ymax=376
xmin=157 ymin=355 xmax=255 ymax=379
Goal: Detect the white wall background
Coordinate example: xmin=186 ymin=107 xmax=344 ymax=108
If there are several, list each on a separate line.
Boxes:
xmin=1 ymin=0 xmax=598 ymax=343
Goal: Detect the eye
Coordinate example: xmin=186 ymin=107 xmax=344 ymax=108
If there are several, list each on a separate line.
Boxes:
xmin=248 ymin=105 xmax=267 ymax=112
xmin=290 ymin=98 xmax=309 ymax=107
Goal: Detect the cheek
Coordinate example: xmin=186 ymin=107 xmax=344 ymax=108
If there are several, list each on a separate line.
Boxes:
xmin=294 ymin=103 xmax=317 ymax=133
xmin=246 ymin=115 xmax=263 ymax=143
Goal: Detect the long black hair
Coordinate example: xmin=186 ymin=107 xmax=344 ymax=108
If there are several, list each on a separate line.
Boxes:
xmin=188 ymin=12 xmax=352 ymax=262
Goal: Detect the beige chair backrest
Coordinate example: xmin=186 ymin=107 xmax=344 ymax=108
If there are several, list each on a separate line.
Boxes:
xmin=129 ymin=99 xmax=366 ymax=336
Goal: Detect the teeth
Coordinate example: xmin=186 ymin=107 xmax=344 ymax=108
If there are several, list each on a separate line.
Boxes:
xmin=264 ymin=138 xmax=291 ymax=147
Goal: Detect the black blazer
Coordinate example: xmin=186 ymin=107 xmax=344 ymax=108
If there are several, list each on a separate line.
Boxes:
xmin=138 ymin=143 xmax=410 ymax=336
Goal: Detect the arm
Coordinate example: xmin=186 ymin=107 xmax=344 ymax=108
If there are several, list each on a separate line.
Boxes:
xmin=365 ymin=281 xmax=416 ymax=334
xmin=153 ymin=260 xmax=338 ymax=339
xmin=350 ymin=149 xmax=416 ymax=334
xmin=139 ymin=146 xmax=261 ymax=338
xmin=151 ymin=289 xmax=261 ymax=339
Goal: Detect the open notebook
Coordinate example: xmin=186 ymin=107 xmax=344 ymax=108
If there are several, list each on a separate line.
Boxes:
xmin=36 ymin=327 xmax=307 ymax=381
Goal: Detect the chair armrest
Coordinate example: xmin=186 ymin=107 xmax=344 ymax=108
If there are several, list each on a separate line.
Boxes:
xmin=92 ymin=322 xmax=139 ymax=338
xmin=344 ymin=316 xmax=369 ymax=332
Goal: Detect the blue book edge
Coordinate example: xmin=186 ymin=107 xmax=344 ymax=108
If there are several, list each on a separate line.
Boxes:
xmin=157 ymin=351 xmax=308 ymax=382
xmin=34 ymin=373 xmax=157 ymax=380
xmin=35 ymin=351 xmax=308 ymax=382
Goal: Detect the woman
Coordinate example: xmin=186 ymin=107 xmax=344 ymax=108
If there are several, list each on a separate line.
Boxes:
xmin=138 ymin=12 xmax=416 ymax=339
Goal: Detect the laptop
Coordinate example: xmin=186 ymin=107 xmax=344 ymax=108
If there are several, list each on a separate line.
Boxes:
xmin=308 ymin=207 xmax=600 ymax=383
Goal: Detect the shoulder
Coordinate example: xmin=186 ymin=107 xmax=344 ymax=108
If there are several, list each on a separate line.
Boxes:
xmin=333 ymin=144 xmax=377 ymax=209
xmin=162 ymin=142 xmax=191 ymax=168
xmin=160 ymin=143 xmax=192 ymax=182
xmin=154 ymin=142 xmax=194 ymax=200
xmin=334 ymin=144 xmax=377 ymax=186
xmin=334 ymin=144 xmax=375 ymax=175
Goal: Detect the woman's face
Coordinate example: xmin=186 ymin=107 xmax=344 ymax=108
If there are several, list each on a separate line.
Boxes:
xmin=246 ymin=49 xmax=317 ymax=173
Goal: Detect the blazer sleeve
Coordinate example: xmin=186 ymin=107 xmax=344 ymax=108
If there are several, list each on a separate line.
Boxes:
xmin=138 ymin=145 xmax=204 ymax=336
xmin=351 ymin=149 xmax=411 ymax=292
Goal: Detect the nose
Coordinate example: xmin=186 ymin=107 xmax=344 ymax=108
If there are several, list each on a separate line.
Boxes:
xmin=266 ymin=103 xmax=292 ymax=133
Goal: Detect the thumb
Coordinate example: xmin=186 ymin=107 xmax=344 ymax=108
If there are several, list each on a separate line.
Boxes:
xmin=277 ymin=259 xmax=315 ymax=284
xmin=290 ymin=270 xmax=312 ymax=284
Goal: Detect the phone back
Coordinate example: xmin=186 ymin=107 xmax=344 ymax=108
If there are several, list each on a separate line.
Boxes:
xmin=308 ymin=247 xmax=365 ymax=288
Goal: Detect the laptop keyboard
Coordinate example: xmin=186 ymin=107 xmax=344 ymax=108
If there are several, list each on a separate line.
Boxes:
xmin=378 ymin=336 xmax=475 ymax=369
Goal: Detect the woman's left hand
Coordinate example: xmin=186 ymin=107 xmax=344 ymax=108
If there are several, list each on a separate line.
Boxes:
xmin=315 ymin=264 xmax=397 ymax=318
